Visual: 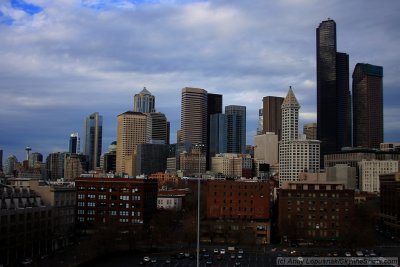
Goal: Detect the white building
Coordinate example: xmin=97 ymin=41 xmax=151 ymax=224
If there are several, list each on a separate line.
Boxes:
xmin=358 ymin=160 xmax=398 ymax=193
xmin=279 ymin=87 xmax=320 ymax=187
xmin=157 ymin=189 xmax=188 ymax=211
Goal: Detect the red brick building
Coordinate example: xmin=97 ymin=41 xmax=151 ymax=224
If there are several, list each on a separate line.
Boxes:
xmin=148 ymin=172 xmax=180 ymax=187
xmin=204 ymin=179 xmax=272 ymax=244
xmin=278 ymin=182 xmax=354 ymax=243
xmin=75 ymin=174 xmax=158 ymax=227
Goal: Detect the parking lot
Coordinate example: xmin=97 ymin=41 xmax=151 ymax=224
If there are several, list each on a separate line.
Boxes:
xmin=88 ymin=246 xmax=400 ymax=267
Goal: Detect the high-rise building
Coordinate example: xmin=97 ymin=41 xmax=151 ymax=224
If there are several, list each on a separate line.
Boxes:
xmin=352 ymin=63 xmax=384 ymax=149
xmin=0 ymin=149 xmax=3 ymax=171
xmin=279 ymin=87 xmax=320 ymax=187
xmin=84 ymin=112 xmax=102 ymax=170
xmin=209 ymin=113 xmax=227 ymax=163
xmin=102 ymin=141 xmax=117 ymax=173
xmin=180 ymin=87 xmax=208 ymax=146
xmin=257 ymin=108 xmax=263 ymax=135
xmin=146 ymin=112 xmax=169 ymax=144
xmin=262 ymin=96 xmax=284 ymax=140
xmin=206 ymin=93 xmax=223 ymax=170
xmin=316 ymin=19 xmax=351 ymax=160
xmin=303 ymin=123 xmax=317 ymax=140
xmin=135 ymin=143 xmax=169 ymax=176
xmin=69 ymin=132 xmax=80 ymax=154
xmin=4 ymin=155 xmax=18 ymax=176
xmin=225 ymin=105 xmax=246 ymax=154
xmin=64 ymin=153 xmax=87 ymax=181
xmin=134 ymin=87 xmax=155 ymax=113
xmin=116 ymin=111 xmax=148 ymax=176
xmin=46 ymin=152 xmax=66 ymax=180
xmin=28 ymin=152 xmax=43 ymax=168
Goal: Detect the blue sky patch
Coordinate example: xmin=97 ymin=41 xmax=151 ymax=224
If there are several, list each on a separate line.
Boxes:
xmin=11 ymin=0 xmax=43 ymax=15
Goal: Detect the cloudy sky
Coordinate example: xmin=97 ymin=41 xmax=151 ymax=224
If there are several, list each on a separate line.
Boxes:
xmin=1 ymin=0 xmax=399 ymax=161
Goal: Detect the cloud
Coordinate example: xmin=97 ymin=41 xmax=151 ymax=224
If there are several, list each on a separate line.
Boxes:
xmin=1 ymin=0 xmax=399 ymax=160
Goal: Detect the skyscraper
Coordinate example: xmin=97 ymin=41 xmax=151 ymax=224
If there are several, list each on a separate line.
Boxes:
xmin=0 ymin=149 xmax=3 ymax=171
xmin=209 ymin=113 xmax=227 ymax=159
xmin=180 ymin=87 xmax=208 ymax=146
xmin=262 ymin=96 xmax=284 ymax=140
xmin=352 ymin=63 xmax=384 ymax=149
xmin=69 ymin=132 xmax=80 ymax=154
xmin=316 ymin=19 xmax=351 ymax=160
xmin=279 ymin=87 xmax=320 ymax=187
xmin=207 ymin=93 xmax=223 ymax=169
xmin=84 ymin=112 xmax=103 ymax=170
xmin=134 ymin=87 xmax=155 ymax=113
xmin=116 ymin=111 xmax=148 ymax=175
xmin=225 ymin=105 xmax=246 ymax=154
xmin=146 ymin=112 xmax=169 ymax=144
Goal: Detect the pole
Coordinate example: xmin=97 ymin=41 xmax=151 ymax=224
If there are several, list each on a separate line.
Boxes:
xmin=197 ymin=145 xmax=201 ymax=267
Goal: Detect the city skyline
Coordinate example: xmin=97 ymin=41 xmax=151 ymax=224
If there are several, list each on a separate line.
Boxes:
xmin=1 ymin=0 xmax=400 ymax=160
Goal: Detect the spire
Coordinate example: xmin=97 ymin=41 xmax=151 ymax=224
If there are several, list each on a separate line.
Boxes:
xmin=140 ymin=86 xmax=152 ymax=95
xmin=282 ymin=86 xmax=300 ymax=109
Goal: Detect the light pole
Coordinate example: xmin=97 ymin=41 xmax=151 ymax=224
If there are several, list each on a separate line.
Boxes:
xmin=195 ymin=144 xmax=203 ymax=267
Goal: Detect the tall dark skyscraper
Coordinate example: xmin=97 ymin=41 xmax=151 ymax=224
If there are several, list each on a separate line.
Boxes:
xmin=84 ymin=112 xmax=103 ymax=170
xmin=69 ymin=132 xmax=80 ymax=154
xmin=352 ymin=63 xmax=384 ymax=149
xmin=262 ymin=96 xmax=284 ymax=141
xmin=316 ymin=19 xmax=351 ymax=162
xmin=225 ymin=105 xmax=246 ymax=154
xmin=206 ymin=93 xmax=223 ymax=169
xmin=0 ymin=149 xmax=3 ymax=171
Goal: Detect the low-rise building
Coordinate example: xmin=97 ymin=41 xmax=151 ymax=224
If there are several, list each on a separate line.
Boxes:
xmin=157 ymin=188 xmax=189 ymax=211
xmin=278 ymin=181 xmax=354 ymax=244
xmin=75 ymin=174 xmax=158 ymax=228
xmin=211 ymin=153 xmax=253 ymax=179
xmin=205 ymin=179 xmax=272 ymax=244
xmin=28 ymin=180 xmax=76 ymax=250
xmin=358 ymin=160 xmax=398 ymax=193
xmin=0 ymin=185 xmax=53 ymax=266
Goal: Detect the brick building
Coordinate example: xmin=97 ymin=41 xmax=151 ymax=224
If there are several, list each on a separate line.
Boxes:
xmin=278 ymin=181 xmax=354 ymax=243
xmin=75 ymin=174 xmax=158 ymax=227
xmin=204 ymin=179 xmax=272 ymax=244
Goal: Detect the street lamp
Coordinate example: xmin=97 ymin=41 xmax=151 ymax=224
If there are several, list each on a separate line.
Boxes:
xmin=195 ymin=143 xmax=204 ymax=267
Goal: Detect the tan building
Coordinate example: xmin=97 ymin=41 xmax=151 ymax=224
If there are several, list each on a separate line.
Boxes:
xmin=116 ymin=111 xmax=148 ymax=176
xmin=254 ymin=132 xmax=279 ymax=165
xmin=64 ymin=153 xmax=87 ymax=181
xmin=28 ymin=180 xmax=76 ymax=250
xmin=181 ymin=87 xmax=208 ymax=146
xmin=303 ymin=123 xmax=317 ymax=140
xmin=211 ymin=153 xmax=253 ymax=178
xmin=179 ymin=151 xmax=206 ymax=177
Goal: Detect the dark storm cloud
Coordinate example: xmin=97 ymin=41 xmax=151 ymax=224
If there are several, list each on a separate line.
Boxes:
xmin=0 ymin=0 xmax=399 ymax=160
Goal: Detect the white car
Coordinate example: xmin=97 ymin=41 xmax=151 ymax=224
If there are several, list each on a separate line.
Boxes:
xmin=220 ymin=248 xmax=226 ymax=254
xmin=143 ymin=256 xmax=150 ymax=262
xmin=345 ymin=252 xmax=351 ymax=257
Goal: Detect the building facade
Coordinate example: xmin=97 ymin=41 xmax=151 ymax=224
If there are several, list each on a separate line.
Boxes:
xmin=75 ymin=175 xmax=158 ymax=227
xmin=303 ymin=123 xmax=317 ymax=140
xmin=352 ymin=63 xmax=384 ymax=149
xmin=84 ymin=112 xmax=103 ymax=170
xmin=278 ymin=181 xmax=354 ymax=243
xmin=69 ymin=132 xmax=80 ymax=154
xmin=379 ymin=172 xmax=400 ymax=238
xmin=0 ymin=185 xmax=53 ymax=266
xmin=211 ymin=153 xmax=253 ymax=179
xmin=147 ymin=112 xmax=169 ymax=144
xmin=279 ymin=87 xmax=320 ymax=187
xmin=358 ymin=160 xmax=398 ymax=193
xmin=134 ymin=87 xmax=155 ymax=113
xmin=316 ymin=19 xmax=351 ymax=160
xmin=262 ymin=96 xmax=284 ymax=140
xmin=135 ymin=144 xmax=169 ymax=176
xmin=181 ymin=87 xmax=208 ymax=147
xmin=225 ymin=105 xmax=246 ymax=154
xmin=28 ymin=180 xmax=76 ymax=250
xmin=205 ymin=179 xmax=271 ymax=244
xmin=116 ymin=111 xmax=148 ymax=176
